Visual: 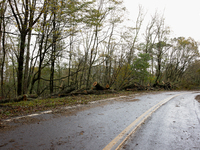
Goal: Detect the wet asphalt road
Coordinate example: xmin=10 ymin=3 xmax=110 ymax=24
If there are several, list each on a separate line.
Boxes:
xmin=0 ymin=91 xmax=200 ymax=150
xmin=121 ymin=92 xmax=200 ymax=150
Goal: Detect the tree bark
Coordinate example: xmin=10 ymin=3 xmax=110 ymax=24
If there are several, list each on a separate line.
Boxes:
xmin=50 ymin=3 xmax=57 ymax=94
xmin=23 ymin=30 xmax=31 ymax=94
xmin=17 ymin=32 xmax=27 ymax=96
xmin=93 ymin=82 xmax=105 ymax=90
xmin=0 ymin=2 xmax=6 ymax=98
xmin=8 ymin=0 xmax=46 ymax=96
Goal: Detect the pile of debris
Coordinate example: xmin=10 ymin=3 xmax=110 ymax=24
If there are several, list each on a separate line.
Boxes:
xmin=0 ymin=81 xmax=172 ymax=103
xmin=0 ymin=94 xmax=38 ymax=104
xmin=56 ymin=82 xmax=115 ymax=98
xmin=123 ymin=81 xmax=172 ymax=91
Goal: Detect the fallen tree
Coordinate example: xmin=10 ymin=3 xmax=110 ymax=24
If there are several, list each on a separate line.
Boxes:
xmin=105 ymin=84 xmax=110 ymax=90
xmin=59 ymin=87 xmax=76 ymax=95
xmin=58 ymin=89 xmax=117 ymax=97
xmin=0 ymin=94 xmax=38 ymax=104
xmin=123 ymin=82 xmax=146 ymax=91
xmin=153 ymin=81 xmax=172 ymax=90
xmin=0 ymin=81 xmax=173 ymax=103
xmin=93 ymin=82 xmax=105 ymax=90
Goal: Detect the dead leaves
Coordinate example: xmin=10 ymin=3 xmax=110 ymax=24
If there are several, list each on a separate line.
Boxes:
xmin=79 ymin=131 xmax=84 ymax=135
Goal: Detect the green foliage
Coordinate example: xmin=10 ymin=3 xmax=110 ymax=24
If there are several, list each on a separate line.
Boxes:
xmin=164 ymin=37 xmax=199 ymax=83
xmin=132 ymin=53 xmax=150 ymax=84
xmin=114 ymin=64 xmax=132 ymax=90
xmin=179 ymin=60 xmax=200 ymax=90
xmin=1 ymin=0 xmax=200 ymax=99
xmin=84 ymin=8 xmax=104 ymax=27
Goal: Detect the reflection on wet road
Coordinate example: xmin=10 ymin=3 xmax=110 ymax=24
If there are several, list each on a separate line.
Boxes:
xmin=0 ymin=91 xmax=200 ymax=150
xmin=120 ymin=92 xmax=200 ymax=150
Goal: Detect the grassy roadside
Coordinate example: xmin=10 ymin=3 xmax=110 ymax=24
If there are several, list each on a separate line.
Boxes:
xmin=0 ymin=91 xmax=140 ymax=120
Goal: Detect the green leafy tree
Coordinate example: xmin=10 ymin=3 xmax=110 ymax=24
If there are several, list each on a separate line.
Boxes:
xmin=132 ymin=53 xmax=150 ymax=84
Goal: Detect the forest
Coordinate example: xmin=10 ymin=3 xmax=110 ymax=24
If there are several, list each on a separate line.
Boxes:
xmin=0 ymin=0 xmax=200 ymax=99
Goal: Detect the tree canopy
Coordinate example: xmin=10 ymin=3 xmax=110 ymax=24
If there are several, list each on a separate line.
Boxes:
xmin=0 ymin=0 xmax=199 ymax=98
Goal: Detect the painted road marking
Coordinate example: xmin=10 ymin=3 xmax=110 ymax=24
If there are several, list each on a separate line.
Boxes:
xmin=3 ymin=96 xmax=125 ymax=122
xmin=4 ymin=110 xmax=53 ymax=122
xmin=103 ymin=93 xmax=186 ymax=150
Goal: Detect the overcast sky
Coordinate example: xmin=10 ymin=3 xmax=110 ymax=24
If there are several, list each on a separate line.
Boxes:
xmin=123 ymin=0 xmax=200 ymax=42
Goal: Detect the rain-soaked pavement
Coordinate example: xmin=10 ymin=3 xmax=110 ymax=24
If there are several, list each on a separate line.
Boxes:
xmin=0 ymin=91 xmax=200 ymax=150
xmin=120 ymin=92 xmax=200 ymax=150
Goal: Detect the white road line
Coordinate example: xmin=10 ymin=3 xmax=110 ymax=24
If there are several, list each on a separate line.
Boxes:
xmin=3 ymin=96 xmax=122 ymax=122
xmin=4 ymin=110 xmax=53 ymax=122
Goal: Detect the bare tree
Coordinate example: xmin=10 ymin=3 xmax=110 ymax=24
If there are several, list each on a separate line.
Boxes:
xmin=8 ymin=0 xmax=47 ymax=95
xmin=152 ymin=15 xmax=171 ymax=85
xmin=0 ymin=0 xmax=7 ymax=98
xmin=165 ymin=37 xmax=199 ymax=82
xmin=127 ymin=5 xmax=145 ymax=64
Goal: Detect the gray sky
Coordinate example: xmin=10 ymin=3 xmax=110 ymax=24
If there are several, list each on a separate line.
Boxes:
xmin=123 ymin=0 xmax=200 ymax=42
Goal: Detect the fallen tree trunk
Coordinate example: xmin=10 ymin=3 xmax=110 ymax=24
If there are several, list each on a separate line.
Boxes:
xmin=27 ymin=94 xmax=38 ymax=99
xmin=164 ymin=82 xmax=171 ymax=90
xmin=123 ymin=82 xmax=146 ymax=91
xmin=0 ymin=97 xmax=21 ymax=104
xmin=105 ymin=84 xmax=110 ymax=90
xmin=93 ymin=82 xmax=105 ymax=90
xmin=48 ymin=86 xmax=76 ymax=98
xmin=153 ymin=81 xmax=172 ymax=90
xmin=59 ymin=91 xmax=87 ymax=97
xmin=59 ymin=87 xmax=76 ymax=94
xmin=23 ymin=94 xmax=38 ymax=101
xmin=85 ymin=90 xmax=117 ymax=95
xmin=0 ymin=94 xmax=38 ymax=103
xmin=58 ymin=89 xmax=117 ymax=97
xmin=125 ymin=88 xmax=137 ymax=91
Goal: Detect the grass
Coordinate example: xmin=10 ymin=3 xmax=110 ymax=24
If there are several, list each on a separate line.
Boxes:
xmin=0 ymin=91 xmax=137 ymax=120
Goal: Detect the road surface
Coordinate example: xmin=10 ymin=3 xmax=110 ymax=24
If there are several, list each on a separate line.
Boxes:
xmin=0 ymin=91 xmax=200 ymax=150
xmin=120 ymin=91 xmax=200 ymax=150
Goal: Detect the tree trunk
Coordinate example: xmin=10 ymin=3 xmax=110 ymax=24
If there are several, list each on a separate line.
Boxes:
xmin=8 ymin=0 xmax=46 ymax=95
xmin=68 ymin=35 xmax=73 ymax=86
xmin=23 ymin=30 xmax=32 ymax=94
xmin=0 ymin=10 xmax=3 ymax=98
xmin=0 ymin=2 xmax=6 ymax=98
xmin=93 ymin=82 xmax=105 ymax=90
xmin=155 ymin=47 xmax=162 ymax=84
xmin=17 ymin=32 xmax=27 ymax=96
xmin=50 ymin=58 xmax=55 ymax=94
xmin=86 ymin=26 xmax=98 ymax=89
xmin=50 ymin=9 xmax=57 ymax=94
xmin=11 ymin=55 xmax=17 ymax=97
